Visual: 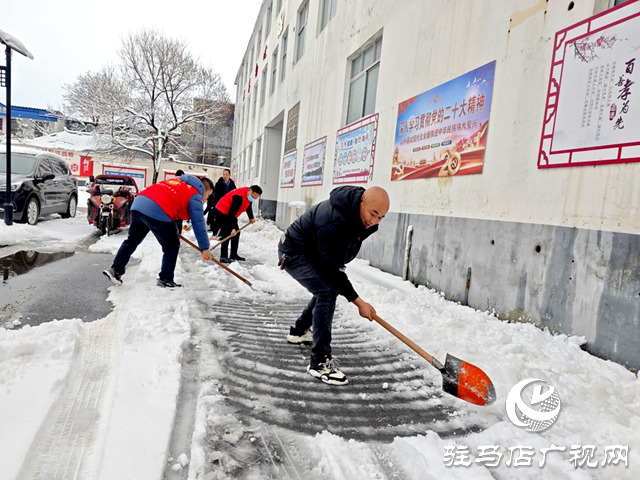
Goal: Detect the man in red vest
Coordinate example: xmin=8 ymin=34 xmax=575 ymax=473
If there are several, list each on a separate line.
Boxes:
xmin=215 ymin=185 xmax=262 ymax=263
xmin=103 ymin=174 xmax=215 ymax=288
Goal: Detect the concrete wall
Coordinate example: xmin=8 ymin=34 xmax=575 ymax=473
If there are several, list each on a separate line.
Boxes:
xmin=360 ymin=212 xmax=640 ymax=369
xmin=232 ymin=0 xmax=640 ymax=369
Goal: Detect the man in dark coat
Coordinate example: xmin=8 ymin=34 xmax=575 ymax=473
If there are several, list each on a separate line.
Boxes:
xmin=278 ymin=185 xmax=390 ymax=386
xmin=205 ymin=168 xmax=236 ymax=236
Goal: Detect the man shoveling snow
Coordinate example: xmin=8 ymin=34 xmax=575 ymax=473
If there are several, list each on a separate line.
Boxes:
xmin=278 ymin=185 xmax=390 ymax=386
xmin=103 ymin=174 xmax=214 ymax=288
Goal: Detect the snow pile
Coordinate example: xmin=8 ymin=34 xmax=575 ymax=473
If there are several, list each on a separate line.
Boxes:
xmin=21 ymin=130 xmax=111 ymax=153
xmin=0 ymin=319 xmax=82 ymax=480
xmin=0 ymin=217 xmax=95 ymax=250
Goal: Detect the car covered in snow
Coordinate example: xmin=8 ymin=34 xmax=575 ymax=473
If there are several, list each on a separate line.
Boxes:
xmin=0 ymin=146 xmax=78 ymax=225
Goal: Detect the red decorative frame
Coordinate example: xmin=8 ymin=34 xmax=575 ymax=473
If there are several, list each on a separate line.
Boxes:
xmin=538 ymin=0 xmax=640 ymax=169
xmin=333 ymin=113 xmax=379 ymax=184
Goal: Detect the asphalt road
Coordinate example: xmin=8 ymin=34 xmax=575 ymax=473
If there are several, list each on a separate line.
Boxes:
xmin=0 ymin=250 xmax=115 ymax=327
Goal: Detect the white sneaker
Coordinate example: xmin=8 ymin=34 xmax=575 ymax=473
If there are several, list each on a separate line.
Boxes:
xmin=286 ymin=327 xmax=313 ymax=344
xmin=307 ymin=358 xmax=349 ymax=386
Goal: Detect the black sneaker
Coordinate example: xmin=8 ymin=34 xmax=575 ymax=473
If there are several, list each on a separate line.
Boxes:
xmin=157 ymin=279 xmax=183 ymax=288
xmin=230 ymin=254 xmax=245 ymax=262
xmin=103 ymin=267 xmax=123 ymax=286
xmin=219 ymin=257 xmax=233 ymax=264
xmin=286 ymin=327 xmax=313 ymax=345
xmin=308 ymin=357 xmax=349 ymax=386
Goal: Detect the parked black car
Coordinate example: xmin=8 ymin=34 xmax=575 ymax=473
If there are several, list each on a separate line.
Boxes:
xmin=0 ymin=147 xmax=78 ymax=225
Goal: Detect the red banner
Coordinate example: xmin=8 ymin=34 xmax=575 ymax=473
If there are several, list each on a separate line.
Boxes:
xmin=80 ymin=156 xmax=94 ymax=176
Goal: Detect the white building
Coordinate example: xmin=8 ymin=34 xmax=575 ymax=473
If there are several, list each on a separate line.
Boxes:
xmin=232 ymin=0 xmax=640 ymax=369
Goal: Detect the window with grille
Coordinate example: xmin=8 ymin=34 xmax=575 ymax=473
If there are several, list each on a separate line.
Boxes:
xmin=284 ymin=102 xmax=300 ymax=153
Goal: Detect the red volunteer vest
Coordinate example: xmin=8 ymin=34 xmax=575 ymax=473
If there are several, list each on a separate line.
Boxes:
xmin=139 ymin=178 xmax=199 ymax=220
xmin=216 ymin=186 xmax=251 ymax=217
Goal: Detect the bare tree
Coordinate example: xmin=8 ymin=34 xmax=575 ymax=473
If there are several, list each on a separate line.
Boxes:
xmin=63 ymin=28 xmax=230 ymax=183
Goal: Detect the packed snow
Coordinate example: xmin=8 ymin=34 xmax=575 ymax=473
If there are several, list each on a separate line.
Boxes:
xmin=0 ymin=216 xmax=95 ymax=253
xmin=0 ymin=219 xmax=638 ymax=479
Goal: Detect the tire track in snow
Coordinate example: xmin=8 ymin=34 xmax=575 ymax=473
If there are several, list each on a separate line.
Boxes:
xmin=15 ymin=285 xmax=125 ymax=480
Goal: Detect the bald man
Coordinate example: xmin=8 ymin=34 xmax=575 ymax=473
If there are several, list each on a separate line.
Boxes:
xmin=278 ymin=185 xmax=390 ymax=386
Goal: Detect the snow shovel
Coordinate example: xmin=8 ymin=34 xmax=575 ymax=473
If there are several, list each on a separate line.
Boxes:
xmin=178 ymin=233 xmax=253 ymax=288
xmin=372 ymin=313 xmax=496 ymax=406
xmin=210 ymin=222 xmax=251 ymax=247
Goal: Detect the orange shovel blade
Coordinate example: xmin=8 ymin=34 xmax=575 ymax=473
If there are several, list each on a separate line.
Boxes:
xmin=441 ymin=354 xmax=496 ymax=406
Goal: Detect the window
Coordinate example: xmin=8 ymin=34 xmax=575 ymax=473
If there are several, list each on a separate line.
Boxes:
xmin=270 ymin=48 xmax=278 ymax=94
xmin=277 ymin=0 xmax=282 ymax=12
xmin=296 ymin=2 xmax=309 ymax=62
xmin=284 ymin=102 xmax=300 ymax=153
xmin=261 ymin=66 xmax=268 ymax=106
xmin=52 ymin=159 xmax=69 ymax=176
xmin=248 ymin=145 xmax=254 ymax=179
xmin=257 ymin=30 xmax=262 ymax=62
xmin=320 ymin=0 xmax=337 ymax=32
xmin=281 ymin=30 xmax=288 ymax=82
xmin=36 ymin=158 xmax=53 ymax=177
xmin=346 ymin=37 xmax=382 ymax=125
xmin=255 ymin=137 xmax=262 ymax=179
xmin=266 ymin=2 xmax=273 ymax=36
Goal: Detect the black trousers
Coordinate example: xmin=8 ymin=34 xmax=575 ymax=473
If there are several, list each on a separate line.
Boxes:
xmin=217 ymin=211 xmax=240 ymax=258
xmin=113 ymin=211 xmax=180 ymax=282
xmin=278 ymin=242 xmax=337 ymax=367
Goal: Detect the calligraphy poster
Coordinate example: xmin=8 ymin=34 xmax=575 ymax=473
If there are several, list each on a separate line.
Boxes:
xmin=280 ymin=150 xmax=297 ymax=188
xmin=301 ymin=137 xmax=326 ymax=187
xmin=391 ymin=61 xmax=496 ymax=181
xmin=539 ymin=1 xmax=640 ymax=168
xmin=333 ymin=114 xmax=378 ymax=184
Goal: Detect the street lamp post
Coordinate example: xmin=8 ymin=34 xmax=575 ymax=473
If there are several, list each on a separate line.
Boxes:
xmin=0 ymin=29 xmax=34 ymax=225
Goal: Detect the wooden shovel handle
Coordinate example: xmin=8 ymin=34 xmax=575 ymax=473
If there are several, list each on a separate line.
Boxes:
xmin=371 ymin=313 xmax=442 ymax=369
xmin=178 ymin=234 xmax=253 ymax=287
xmin=210 ymin=222 xmax=251 ymax=249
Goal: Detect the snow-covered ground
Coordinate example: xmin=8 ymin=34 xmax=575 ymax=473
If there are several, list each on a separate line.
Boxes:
xmin=0 ymin=220 xmax=638 ymax=479
xmin=0 ymin=215 xmax=95 ymax=254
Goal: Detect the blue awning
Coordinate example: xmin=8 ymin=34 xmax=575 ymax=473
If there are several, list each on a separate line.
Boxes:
xmin=0 ymin=102 xmax=59 ymax=122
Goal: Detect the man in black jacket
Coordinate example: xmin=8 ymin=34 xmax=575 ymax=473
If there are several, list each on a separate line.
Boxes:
xmin=278 ymin=185 xmax=390 ymax=386
xmin=204 ymin=168 xmax=236 ymax=236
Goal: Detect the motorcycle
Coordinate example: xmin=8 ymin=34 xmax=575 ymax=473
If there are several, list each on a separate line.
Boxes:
xmin=86 ymin=174 xmax=138 ymax=235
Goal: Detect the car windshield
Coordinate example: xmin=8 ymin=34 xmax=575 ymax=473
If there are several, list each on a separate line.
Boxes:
xmin=0 ymin=154 xmax=38 ymax=175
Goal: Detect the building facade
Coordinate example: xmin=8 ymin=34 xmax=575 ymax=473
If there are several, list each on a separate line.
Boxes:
xmin=232 ymin=0 xmax=640 ymax=369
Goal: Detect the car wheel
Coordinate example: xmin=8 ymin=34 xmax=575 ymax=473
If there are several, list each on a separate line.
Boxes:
xmin=21 ymin=197 xmax=40 ymax=225
xmin=61 ymin=194 xmax=77 ymax=218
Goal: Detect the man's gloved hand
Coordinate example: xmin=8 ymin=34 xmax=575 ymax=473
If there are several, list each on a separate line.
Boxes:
xmin=201 ymin=249 xmax=212 ymax=261
xmin=353 ymin=297 xmax=376 ymax=321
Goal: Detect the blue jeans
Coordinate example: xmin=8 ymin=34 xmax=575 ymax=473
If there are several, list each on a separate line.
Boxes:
xmin=278 ymin=243 xmax=338 ymax=367
xmin=112 ymin=210 xmax=180 ymax=282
